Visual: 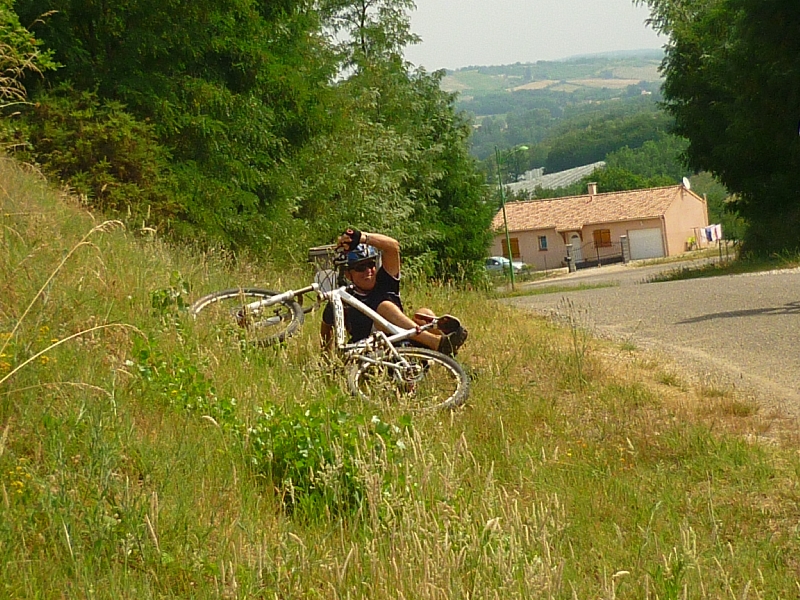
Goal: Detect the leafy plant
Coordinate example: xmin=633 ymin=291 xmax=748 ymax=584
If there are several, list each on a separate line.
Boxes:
xmin=248 ymin=402 xmax=410 ymax=517
xmin=12 ymin=86 xmax=178 ymax=227
xmin=150 ymin=271 xmax=191 ymax=326
xmin=128 ymin=339 xmax=238 ymax=430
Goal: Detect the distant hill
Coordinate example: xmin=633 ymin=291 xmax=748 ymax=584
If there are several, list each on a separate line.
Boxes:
xmin=442 ymin=50 xmax=663 ymax=99
xmin=446 ymin=50 xmax=669 ymax=165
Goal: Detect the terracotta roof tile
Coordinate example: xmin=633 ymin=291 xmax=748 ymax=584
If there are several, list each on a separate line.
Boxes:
xmin=493 ymin=185 xmax=684 ymax=232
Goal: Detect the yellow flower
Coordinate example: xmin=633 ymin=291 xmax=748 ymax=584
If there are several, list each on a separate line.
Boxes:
xmin=40 ymin=355 xmax=50 ymax=365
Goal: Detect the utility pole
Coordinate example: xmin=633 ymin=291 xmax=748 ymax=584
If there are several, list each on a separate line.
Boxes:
xmin=495 ymin=146 xmax=515 ymax=291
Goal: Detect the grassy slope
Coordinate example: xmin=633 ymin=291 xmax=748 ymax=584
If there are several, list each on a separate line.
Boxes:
xmin=2 ymin=157 xmax=799 ymax=598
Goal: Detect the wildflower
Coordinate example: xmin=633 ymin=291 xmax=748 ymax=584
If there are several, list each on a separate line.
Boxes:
xmin=40 ymin=355 xmax=50 ymax=365
xmin=39 ymin=326 xmax=50 ymax=334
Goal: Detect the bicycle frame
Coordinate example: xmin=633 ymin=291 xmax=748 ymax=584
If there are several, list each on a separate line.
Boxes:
xmin=242 ymin=280 xmax=435 ymax=358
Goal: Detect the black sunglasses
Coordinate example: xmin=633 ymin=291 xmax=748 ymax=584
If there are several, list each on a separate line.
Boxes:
xmin=349 ymin=260 xmax=377 ymax=273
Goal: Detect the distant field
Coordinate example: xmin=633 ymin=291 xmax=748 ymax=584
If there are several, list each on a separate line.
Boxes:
xmin=568 ymin=78 xmax=643 ymax=88
xmin=511 ymin=77 xmax=645 ymax=92
xmin=440 ymin=70 xmax=508 ymax=93
xmin=611 ymin=64 xmax=661 ymax=81
xmin=442 ymin=54 xmax=663 ymax=96
xmin=511 ymin=79 xmax=560 ymax=91
xmin=548 ymin=83 xmax=582 ymax=93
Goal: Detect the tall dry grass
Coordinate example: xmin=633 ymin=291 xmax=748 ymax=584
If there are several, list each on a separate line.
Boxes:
xmin=2 ymin=156 xmax=800 ymax=598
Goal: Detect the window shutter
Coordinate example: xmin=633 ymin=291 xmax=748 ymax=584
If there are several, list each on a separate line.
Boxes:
xmin=593 ymin=229 xmax=612 ymax=248
xmin=501 ymin=237 xmax=521 ymax=259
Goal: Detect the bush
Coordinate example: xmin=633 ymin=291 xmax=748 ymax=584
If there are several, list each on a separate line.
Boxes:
xmin=11 ymin=86 xmax=181 ymax=228
xmin=249 ymin=403 xmax=410 ymax=518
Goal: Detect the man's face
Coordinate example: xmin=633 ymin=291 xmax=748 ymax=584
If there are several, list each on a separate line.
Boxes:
xmin=345 ymin=259 xmax=378 ymax=291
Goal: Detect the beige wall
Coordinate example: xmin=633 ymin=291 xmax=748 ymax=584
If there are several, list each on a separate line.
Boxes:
xmin=581 ymin=219 xmax=660 ymax=260
xmin=663 ymin=189 xmax=709 ymax=254
xmin=490 ymin=228 xmax=567 ymax=271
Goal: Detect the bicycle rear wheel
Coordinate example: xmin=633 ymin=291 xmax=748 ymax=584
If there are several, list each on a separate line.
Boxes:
xmin=347 ymin=347 xmax=469 ymax=410
xmin=190 ymin=288 xmax=304 ymax=345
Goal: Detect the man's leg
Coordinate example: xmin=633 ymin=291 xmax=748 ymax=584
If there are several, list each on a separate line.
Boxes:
xmin=376 ymin=301 xmax=441 ymax=350
xmin=376 ymin=302 xmax=467 ymax=355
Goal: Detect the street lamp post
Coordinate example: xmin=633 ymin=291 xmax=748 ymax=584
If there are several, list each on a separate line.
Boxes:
xmin=495 ymin=146 xmax=516 ymax=290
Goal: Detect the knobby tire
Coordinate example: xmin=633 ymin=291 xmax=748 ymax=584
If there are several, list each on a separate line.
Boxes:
xmin=347 ymin=346 xmax=469 ymax=410
xmin=190 ymin=288 xmax=304 ymax=346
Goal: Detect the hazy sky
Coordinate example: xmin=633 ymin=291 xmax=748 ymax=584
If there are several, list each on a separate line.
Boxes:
xmin=404 ymin=0 xmax=664 ymax=71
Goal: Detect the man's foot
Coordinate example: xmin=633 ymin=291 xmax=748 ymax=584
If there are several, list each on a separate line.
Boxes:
xmin=436 ymin=314 xmax=462 ymax=335
xmin=438 ymin=326 xmax=468 ymax=357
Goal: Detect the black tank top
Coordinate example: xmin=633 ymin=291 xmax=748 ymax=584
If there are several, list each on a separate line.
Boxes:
xmin=322 ymin=267 xmax=402 ymax=342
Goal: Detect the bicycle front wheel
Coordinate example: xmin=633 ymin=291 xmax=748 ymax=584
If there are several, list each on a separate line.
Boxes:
xmin=190 ymin=288 xmax=304 ymax=345
xmin=347 ymin=347 xmax=469 ymax=410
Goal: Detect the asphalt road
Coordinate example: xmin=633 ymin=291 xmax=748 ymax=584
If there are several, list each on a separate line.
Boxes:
xmin=505 ymin=261 xmax=800 ymax=419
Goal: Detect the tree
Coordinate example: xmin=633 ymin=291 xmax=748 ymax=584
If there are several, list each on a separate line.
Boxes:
xmin=544 ymin=108 xmax=672 ymax=172
xmin=290 ymin=0 xmax=494 ymax=278
xmin=10 ymin=0 xmax=492 ymax=278
xmin=322 ymin=0 xmax=419 ymax=69
xmin=0 ymin=0 xmax=55 ymax=122
xmin=604 ymin=133 xmax=689 ymax=181
xmin=636 ymin=0 xmax=800 ymax=252
xmin=11 ymin=0 xmax=336 ymax=247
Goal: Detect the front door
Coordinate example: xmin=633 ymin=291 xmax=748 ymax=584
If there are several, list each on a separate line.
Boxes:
xmin=570 ymin=234 xmax=583 ymax=262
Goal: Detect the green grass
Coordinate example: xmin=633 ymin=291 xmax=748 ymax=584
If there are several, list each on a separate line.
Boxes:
xmin=3 ymin=156 xmax=800 ymax=598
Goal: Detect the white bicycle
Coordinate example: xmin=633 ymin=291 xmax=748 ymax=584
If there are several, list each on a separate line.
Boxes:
xmin=190 ymin=247 xmax=469 ymax=410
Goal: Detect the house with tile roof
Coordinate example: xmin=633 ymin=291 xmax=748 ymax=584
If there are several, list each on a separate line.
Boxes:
xmin=490 ymin=183 xmax=709 ymax=271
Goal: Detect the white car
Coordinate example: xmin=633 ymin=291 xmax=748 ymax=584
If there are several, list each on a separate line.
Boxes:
xmin=485 ymin=256 xmax=526 ymax=274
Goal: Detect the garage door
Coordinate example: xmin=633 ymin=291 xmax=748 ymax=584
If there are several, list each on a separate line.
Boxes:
xmin=628 ymin=228 xmax=664 ymax=260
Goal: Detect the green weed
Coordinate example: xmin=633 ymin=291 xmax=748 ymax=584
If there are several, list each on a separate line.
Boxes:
xmin=249 ymin=403 xmax=410 ymax=519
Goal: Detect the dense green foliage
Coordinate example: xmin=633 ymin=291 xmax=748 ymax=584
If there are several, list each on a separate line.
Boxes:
xmin=605 ymin=132 xmax=688 ymax=181
xmin=0 ymin=0 xmax=56 ymax=136
xmin=468 ymin=88 xmax=666 ymax=166
xmin=637 ymin=0 xmax=800 ymax=253
xmin=249 ymin=403 xmax=407 ymax=518
xmin=2 ymin=0 xmax=492 ymax=278
xmin=543 ymin=104 xmax=672 ymax=173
